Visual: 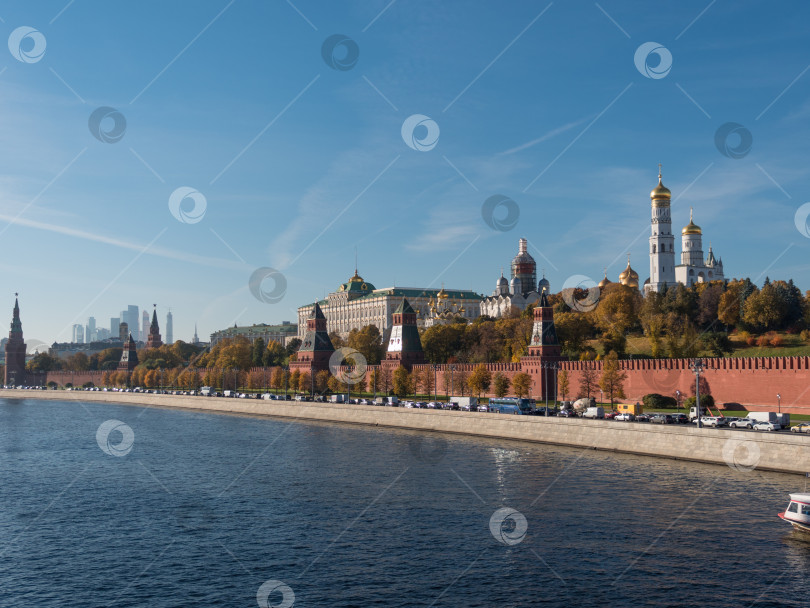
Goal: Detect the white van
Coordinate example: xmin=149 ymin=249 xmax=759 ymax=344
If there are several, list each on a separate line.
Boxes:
xmin=200 ymin=386 xmax=214 ymax=396
xmin=583 ymin=407 xmax=605 ymax=419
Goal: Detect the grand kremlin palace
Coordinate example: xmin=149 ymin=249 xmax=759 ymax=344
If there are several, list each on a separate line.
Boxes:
xmin=296 ymin=271 xmax=482 ymax=340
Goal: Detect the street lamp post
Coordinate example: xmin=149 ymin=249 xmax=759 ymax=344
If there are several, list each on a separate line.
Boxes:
xmin=692 ymin=359 xmax=704 ymax=429
xmin=433 ymin=365 xmax=438 ymax=402
xmin=543 ymin=363 xmax=548 ymax=409
xmin=450 ymin=365 xmax=454 ymax=399
xmin=676 ymin=390 xmax=681 ymax=411
xmin=777 ymin=393 xmax=781 ymax=413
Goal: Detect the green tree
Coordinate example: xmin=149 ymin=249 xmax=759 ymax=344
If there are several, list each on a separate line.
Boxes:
xmin=599 ymin=351 xmax=627 ymax=407
xmin=251 ymin=337 xmax=266 ymax=367
xmin=263 ymin=339 xmax=287 ymax=367
xmin=492 ymin=372 xmax=510 ymax=397
xmin=26 ymin=352 xmax=63 ymax=372
xmin=347 ymin=325 xmax=385 ymax=365
xmin=701 ymin=332 xmax=733 ymax=357
xmin=315 ymin=370 xmax=330 ymax=394
xmin=392 ymin=367 xmax=412 ymax=398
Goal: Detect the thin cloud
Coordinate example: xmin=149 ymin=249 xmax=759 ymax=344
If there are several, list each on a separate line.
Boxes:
xmin=499 ymin=115 xmax=592 ymax=156
xmin=0 ymin=213 xmax=243 ymax=270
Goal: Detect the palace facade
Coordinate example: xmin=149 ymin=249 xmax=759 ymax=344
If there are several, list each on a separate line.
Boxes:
xmin=296 ymin=270 xmax=481 ymax=339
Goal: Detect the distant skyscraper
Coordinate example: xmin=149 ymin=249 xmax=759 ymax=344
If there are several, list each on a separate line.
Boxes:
xmin=72 ymin=324 xmax=84 ymax=344
xmin=142 ymin=310 xmax=149 ymax=344
xmin=125 ymin=305 xmax=139 ymax=341
xmin=166 ymin=310 xmax=173 ymax=344
xmin=119 ymin=322 xmax=128 ymax=342
xmin=193 ymin=323 xmax=199 ymax=345
xmin=88 ymin=317 xmax=96 ymax=342
xmin=111 ymin=317 xmax=120 ymax=334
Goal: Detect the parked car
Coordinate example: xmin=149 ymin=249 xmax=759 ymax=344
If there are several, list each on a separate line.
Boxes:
xmin=698 ymin=416 xmax=728 ymax=428
xmin=604 ymin=411 xmax=619 ymax=420
xmin=753 ymin=421 xmax=780 ymax=432
xmin=729 ymin=417 xmax=757 ymax=429
xmin=635 ymin=414 xmax=650 ymax=423
xmin=557 ymin=410 xmax=576 ymax=418
xmin=650 ymin=414 xmax=674 ymax=424
xmin=615 ymin=413 xmax=635 ymax=422
xmin=791 ymin=423 xmax=810 ymax=433
xmin=671 ymin=413 xmax=689 ymax=424
xmin=476 ymin=405 xmax=489 ymax=412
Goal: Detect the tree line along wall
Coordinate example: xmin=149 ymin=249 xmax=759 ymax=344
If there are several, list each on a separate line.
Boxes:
xmin=559 ymin=356 xmax=810 ymax=414
xmin=32 ymin=356 xmax=810 ymax=412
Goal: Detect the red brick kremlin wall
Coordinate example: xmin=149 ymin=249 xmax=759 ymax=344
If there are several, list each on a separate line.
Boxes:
xmin=560 ymin=356 xmax=810 ymax=414
xmin=33 ymin=356 xmax=810 ymax=414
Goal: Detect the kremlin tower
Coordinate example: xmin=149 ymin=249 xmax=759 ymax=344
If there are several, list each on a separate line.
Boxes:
xmin=646 ymin=165 xmax=676 ymax=292
xmin=4 ymin=295 xmax=27 ymax=386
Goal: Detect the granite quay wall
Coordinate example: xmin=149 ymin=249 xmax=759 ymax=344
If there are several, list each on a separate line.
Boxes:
xmin=4 ymin=389 xmax=809 ymax=475
xmin=560 ymin=356 xmax=810 ymax=414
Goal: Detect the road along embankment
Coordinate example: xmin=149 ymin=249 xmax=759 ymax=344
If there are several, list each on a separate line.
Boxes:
xmin=4 ymin=390 xmax=809 ymax=475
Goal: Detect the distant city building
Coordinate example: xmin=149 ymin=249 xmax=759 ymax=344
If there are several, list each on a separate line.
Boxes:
xmin=96 ymin=327 xmax=111 ymax=341
xmin=49 ymin=339 xmax=124 ymax=360
xmin=192 ymin=323 xmax=204 ymax=347
xmin=142 ymin=310 xmax=149 ymax=344
xmin=481 ymin=238 xmax=550 ymax=318
xmin=126 ymin=305 xmax=139 ymax=341
xmin=166 ymin=310 xmax=173 ymax=344
xmin=119 ymin=322 xmax=128 ymax=342
xmin=4 ymin=295 xmax=27 ymax=386
xmin=210 ymin=321 xmax=297 ymax=348
xmin=297 ymin=270 xmax=481 ymax=339
xmin=72 ymin=324 xmax=85 ymax=344
xmin=146 ymin=305 xmax=163 ymax=349
xmin=110 ymin=317 xmax=120 ymax=335
xmin=87 ymin=317 xmax=96 ymax=342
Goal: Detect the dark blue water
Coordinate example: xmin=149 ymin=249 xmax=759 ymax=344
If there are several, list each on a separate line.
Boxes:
xmin=1 ymin=397 xmax=808 ymax=607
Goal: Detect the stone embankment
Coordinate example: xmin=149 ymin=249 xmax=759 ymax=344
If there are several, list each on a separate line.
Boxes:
xmin=4 ymin=389 xmax=809 ymax=475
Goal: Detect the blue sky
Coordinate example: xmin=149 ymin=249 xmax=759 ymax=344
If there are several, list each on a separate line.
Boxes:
xmin=1 ymin=0 xmax=809 ymax=344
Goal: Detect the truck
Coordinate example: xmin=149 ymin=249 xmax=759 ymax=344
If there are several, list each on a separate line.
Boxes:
xmin=451 ymin=396 xmax=478 ymax=409
xmin=582 ymin=406 xmax=605 ymax=419
xmin=200 ymin=386 xmax=215 ymax=397
xmin=689 ymin=405 xmax=719 ymax=421
xmin=330 ymin=394 xmax=347 ymax=403
xmin=747 ymin=411 xmax=790 ymax=429
xmin=617 ymin=403 xmax=643 ymax=415
xmin=573 ymin=397 xmax=596 ymax=414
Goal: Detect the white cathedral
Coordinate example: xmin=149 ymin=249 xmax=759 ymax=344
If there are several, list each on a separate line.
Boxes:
xmin=643 ymin=167 xmax=724 ymax=293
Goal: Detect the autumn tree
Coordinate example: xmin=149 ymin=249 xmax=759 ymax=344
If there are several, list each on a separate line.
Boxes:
xmin=558 ymin=369 xmax=570 ymax=401
xmin=251 ymin=337 xmax=266 ymax=367
xmin=511 ymin=372 xmax=532 ymax=398
xmin=599 ymin=351 xmax=627 ymax=407
xmin=379 ymin=366 xmax=393 ymax=395
xmin=315 ymin=370 xmax=330 ymax=394
xmin=298 ymin=371 xmax=312 ymax=394
xmin=26 ymin=352 xmax=63 ymax=372
xmin=263 ymin=340 xmax=287 ymax=367
xmin=579 ymin=365 xmax=597 ymax=400
xmin=467 ymin=364 xmax=492 ymax=397
xmin=492 ymin=372 xmax=510 ymax=398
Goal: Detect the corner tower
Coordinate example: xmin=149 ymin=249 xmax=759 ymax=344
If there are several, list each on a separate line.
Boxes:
xmin=293 ymin=302 xmax=334 ymax=372
xmin=647 ymin=165 xmax=676 ymax=293
xmin=4 ymin=295 xmax=26 ymax=386
xmin=118 ymin=333 xmax=139 ymax=372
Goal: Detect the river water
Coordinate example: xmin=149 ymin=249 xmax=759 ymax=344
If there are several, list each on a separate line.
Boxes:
xmin=1 ymin=397 xmax=808 ymax=607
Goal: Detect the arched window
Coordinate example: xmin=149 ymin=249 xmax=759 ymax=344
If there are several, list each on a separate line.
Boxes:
xmin=652 ymin=245 xmax=657 ymax=254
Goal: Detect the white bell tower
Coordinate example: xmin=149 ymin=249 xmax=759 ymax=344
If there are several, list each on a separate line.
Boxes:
xmin=646 ymin=165 xmax=676 ymax=293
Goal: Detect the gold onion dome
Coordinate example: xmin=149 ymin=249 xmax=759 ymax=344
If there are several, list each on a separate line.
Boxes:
xmin=682 ymin=208 xmax=702 ymax=235
xmin=598 ymin=271 xmax=612 ymax=289
xmin=348 ymin=269 xmax=364 ymax=283
xmin=650 ymin=165 xmax=671 ymax=206
xmin=618 ymin=255 xmax=639 ymax=288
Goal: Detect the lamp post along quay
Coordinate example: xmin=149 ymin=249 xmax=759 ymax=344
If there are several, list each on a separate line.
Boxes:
xmin=777 ymin=393 xmax=781 ymax=414
xmin=691 ymin=358 xmax=704 ymax=429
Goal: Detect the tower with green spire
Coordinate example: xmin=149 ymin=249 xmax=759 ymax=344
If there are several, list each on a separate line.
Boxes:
xmin=4 ymin=294 xmax=27 ymax=386
xmin=292 ymin=302 xmax=335 ymax=373
xmin=146 ymin=304 xmax=163 ymax=349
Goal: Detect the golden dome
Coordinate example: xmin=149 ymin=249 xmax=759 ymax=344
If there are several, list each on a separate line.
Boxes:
xmin=682 ymin=208 xmax=702 ymax=235
xmin=348 ymin=269 xmax=364 ymax=283
xmin=598 ymin=272 xmax=612 ymax=289
xmin=618 ymin=255 xmax=639 ymax=288
xmin=650 ymin=165 xmax=671 ymax=206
